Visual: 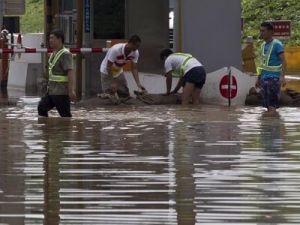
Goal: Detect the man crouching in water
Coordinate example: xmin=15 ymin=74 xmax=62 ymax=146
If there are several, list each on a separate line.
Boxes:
xmin=160 ymin=49 xmax=206 ymax=105
xmin=100 ymin=35 xmax=146 ymax=99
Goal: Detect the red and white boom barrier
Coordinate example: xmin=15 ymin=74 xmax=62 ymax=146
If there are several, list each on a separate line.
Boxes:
xmin=0 ymin=48 xmax=108 ymax=54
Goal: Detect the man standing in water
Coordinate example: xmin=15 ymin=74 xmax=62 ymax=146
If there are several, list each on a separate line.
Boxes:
xmin=160 ymin=49 xmax=206 ymax=105
xmin=100 ymin=35 xmax=146 ymax=98
xmin=256 ymin=22 xmax=287 ymax=113
xmin=38 ymin=30 xmax=76 ymax=117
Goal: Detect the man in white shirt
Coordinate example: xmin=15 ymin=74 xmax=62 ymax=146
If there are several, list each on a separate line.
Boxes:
xmin=100 ymin=35 xmax=146 ymax=98
xmin=160 ymin=49 xmax=206 ymax=105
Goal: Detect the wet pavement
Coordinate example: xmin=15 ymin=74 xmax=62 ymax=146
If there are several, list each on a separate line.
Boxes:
xmin=1 ymin=96 xmax=300 ymax=225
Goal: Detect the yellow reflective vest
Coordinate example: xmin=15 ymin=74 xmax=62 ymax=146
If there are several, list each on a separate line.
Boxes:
xmin=48 ymin=48 xmax=69 ymax=82
xmin=172 ymin=53 xmax=193 ymax=77
xmin=257 ymin=39 xmax=282 ymax=76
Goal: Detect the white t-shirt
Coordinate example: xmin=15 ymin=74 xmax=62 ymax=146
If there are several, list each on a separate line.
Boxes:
xmin=100 ymin=43 xmax=139 ymax=77
xmin=164 ymin=53 xmax=202 ymax=76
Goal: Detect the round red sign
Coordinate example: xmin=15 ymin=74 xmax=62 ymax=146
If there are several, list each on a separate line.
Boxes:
xmin=219 ymin=75 xmax=238 ymax=99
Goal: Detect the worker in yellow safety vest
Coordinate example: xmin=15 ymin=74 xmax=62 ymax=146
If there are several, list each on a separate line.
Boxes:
xmin=160 ymin=49 xmax=206 ymax=105
xmin=255 ymin=22 xmax=287 ymax=113
xmin=38 ymin=30 xmax=76 ymax=117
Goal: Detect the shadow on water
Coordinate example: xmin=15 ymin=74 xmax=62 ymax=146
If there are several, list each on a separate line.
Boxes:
xmin=1 ymin=102 xmax=300 ymax=224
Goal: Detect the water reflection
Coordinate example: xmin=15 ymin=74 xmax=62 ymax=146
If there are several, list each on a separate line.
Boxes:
xmin=0 ymin=88 xmax=8 ymax=106
xmin=0 ymin=102 xmax=300 ymax=224
xmin=38 ymin=117 xmax=177 ymax=224
xmin=171 ymin=122 xmax=196 ymax=225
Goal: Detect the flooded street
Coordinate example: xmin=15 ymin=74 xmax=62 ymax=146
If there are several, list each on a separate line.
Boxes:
xmin=1 ymin=98 xmax=300 ymax=224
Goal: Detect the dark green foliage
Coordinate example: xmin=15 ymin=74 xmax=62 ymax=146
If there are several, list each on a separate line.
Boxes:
xmin=242 ymin=0 xmax=300 ymax=46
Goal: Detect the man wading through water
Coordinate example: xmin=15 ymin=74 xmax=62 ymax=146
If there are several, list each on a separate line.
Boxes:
xmin=38 ymin=30 xmax=76 ymax=117
xmin=256 ymin=22 xmax=287 ymax=114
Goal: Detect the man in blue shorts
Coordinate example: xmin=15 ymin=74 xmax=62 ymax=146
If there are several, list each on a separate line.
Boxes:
xmin=256 ymin=22 xmax=287 ymax=113
xmin=160 ymin=49 xmax=206 ymax=105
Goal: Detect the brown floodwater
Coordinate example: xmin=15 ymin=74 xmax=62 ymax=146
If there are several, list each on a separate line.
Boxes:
xmin=1 ymin=96 xmax=300 ymax=225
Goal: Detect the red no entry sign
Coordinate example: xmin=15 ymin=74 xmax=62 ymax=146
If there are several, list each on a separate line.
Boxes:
xmin=219 ymin=75 xmax=237 ymax=99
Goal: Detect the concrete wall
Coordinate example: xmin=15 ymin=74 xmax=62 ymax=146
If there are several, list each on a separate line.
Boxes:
xmin=179 ymin=0 xmax=242 ymax=72
xmin=88 ymin=40 xmax=105 ymax=96
xmin=88 ymin=0 xmax=169 ymax=96
xmin=125 ymin=0 xmax=169 ymax=74
xmin=7 ymin=33 xmax=43 ymax=97
xmin=169 ymin=0 xmax=175 ymax=9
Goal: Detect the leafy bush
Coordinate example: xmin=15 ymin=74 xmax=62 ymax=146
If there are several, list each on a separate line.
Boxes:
xmin=242 ymin=0 xmax=300 ymax=46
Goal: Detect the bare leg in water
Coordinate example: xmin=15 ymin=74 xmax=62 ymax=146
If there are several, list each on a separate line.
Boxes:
xmin=182 ymin=82 xmax=195 ymax=105
xmin=192 ymin=88 xmax=201 ymax=105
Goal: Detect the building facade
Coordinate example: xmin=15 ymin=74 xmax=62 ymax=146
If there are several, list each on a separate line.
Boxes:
xmin=46 ymin=0 xmax=242 ymax=97
xmin=46 ymin=0 xmax=169 ymax=96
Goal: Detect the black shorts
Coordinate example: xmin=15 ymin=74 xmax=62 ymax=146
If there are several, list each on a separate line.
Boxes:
xmin=182 ymin=66 xmax=206 ymax=89
xmin=38 ymin=94 xmax=71 ymax=117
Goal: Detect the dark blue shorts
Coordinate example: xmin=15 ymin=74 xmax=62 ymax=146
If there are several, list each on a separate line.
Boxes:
xmin=261 ymin=77 xmax=280 ymax=108
xmin=183 ymin=66 xmax=206 ymax=89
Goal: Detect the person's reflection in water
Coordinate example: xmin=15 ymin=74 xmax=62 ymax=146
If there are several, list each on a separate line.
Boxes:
xmin=0 ymin=87 xmax=8 ymax=105
xmin=172 ymin=123 xmax=196 ymax=225
xmin=255 ymin=112 xmax=287 ymax=224
xmin=38 ymin=118 xmax=72 ymax=225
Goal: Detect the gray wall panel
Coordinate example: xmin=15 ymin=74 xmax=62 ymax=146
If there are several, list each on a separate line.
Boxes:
xmin=181 ymin=0 xmax=242 ymax=72
xmin=126 ymin=0 xmax=169 ymax=73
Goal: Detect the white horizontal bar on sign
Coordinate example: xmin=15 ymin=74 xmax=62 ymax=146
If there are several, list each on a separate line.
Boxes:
xmin=221 ymin=85 xmax=237 ymax=90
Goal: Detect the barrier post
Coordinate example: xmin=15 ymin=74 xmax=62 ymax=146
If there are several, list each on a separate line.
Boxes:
xmin=0 ymin=36 xmax=9 ymax=88
xmin=228 ymin=67 xmax=232 ymax=107
xmin=0 ymin=38 xmax=3 ymax=87
xmin=76 ymin=0 xmax=84 ymax=100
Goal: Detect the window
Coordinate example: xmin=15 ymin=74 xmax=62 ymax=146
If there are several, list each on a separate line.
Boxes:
xmin=93 ymin=0 xmax=125 ymax=39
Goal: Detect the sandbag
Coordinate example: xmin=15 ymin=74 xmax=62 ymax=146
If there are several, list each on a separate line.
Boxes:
xmin=77 ymin=92 xmax=181 ymax=107
xmin=245 ymin=87 xmax=300 ymax=107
